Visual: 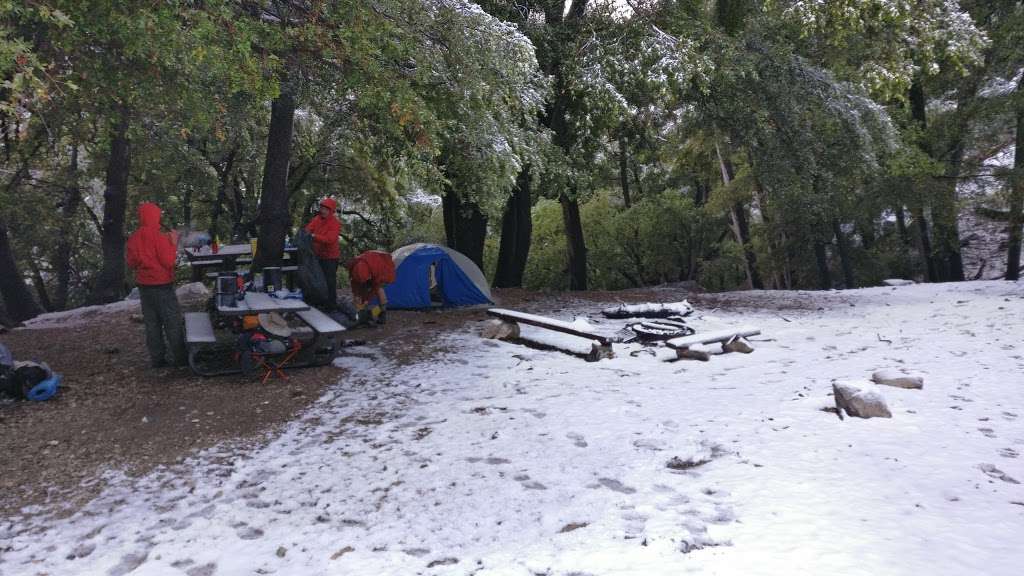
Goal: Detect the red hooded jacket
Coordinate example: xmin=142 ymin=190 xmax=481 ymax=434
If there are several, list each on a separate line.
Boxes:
xmin=304 ymin=198 xmax=342 ymax=260
xmin=347 ymin=251 xmax=396 ymax=301
xmin=126 ymin=202 xmax=178 ymax=286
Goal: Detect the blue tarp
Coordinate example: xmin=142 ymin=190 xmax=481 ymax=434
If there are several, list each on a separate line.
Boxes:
xmin=385 ymin=245 xmax=492 ymax=309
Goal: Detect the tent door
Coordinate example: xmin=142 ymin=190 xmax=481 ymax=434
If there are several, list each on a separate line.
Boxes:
xmin=428 ymin=262 xmax=444 ymax=305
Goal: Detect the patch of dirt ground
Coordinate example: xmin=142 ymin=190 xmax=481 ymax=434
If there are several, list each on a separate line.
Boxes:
xmin=0 ymin=285 xmax=710 ymax=519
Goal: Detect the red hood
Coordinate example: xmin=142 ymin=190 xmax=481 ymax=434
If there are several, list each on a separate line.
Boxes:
xmin=319 ymin=198 xmax=338 ymax=212
xmin=138 ymin=202 xmax=162 ymax=229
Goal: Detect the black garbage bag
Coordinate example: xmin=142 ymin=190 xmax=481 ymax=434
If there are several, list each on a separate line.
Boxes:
xmin=294 ymin=230 xmax=329 ymax=306
xmin=2 ymin=362 xmax=50 ymax=399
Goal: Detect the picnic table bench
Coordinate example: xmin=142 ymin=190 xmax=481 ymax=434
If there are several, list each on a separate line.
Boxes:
xmin=487 ymin=308 xmax=614 ymax=361
xmin=665 ymin=326 xmax=761 ymax=361
xmin=184 ymin=292 xmax=345 ymax=376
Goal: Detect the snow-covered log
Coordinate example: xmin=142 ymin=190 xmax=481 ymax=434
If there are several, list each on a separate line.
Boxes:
xmin=601 ymin=301 xmax=694 ymax=319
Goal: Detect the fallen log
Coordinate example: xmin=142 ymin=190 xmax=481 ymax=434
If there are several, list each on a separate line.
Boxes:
xmin=601 ymin=301 xmax=694 ymax=319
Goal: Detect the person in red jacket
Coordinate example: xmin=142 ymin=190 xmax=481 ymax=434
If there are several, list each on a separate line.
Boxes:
xmin=304 ymin=197 xmax=342 ymax=310
xmin=346 ymin=250 xmax=396 ymax=324
xmin=126 ymin=202 xmax=186 ymax=368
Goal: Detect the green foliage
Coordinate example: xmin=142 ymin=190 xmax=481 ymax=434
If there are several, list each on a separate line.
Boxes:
xmin=0 ymin=0 xmax=1016 ymax=316
xmin=520 ymin=190 xmax=740 ymax=291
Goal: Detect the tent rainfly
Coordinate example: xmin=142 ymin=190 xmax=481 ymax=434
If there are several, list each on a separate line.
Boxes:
xmin=384 ymin=244 xmax=493 ymax=309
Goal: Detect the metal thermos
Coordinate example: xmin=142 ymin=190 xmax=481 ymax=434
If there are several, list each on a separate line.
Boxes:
xmin=216 ymin=273 xmax=238 ymax=308
xmin=263 ymin=267 xmax=282 ymax=293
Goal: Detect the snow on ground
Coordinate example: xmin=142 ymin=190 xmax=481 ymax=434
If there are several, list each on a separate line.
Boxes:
xmin=3 ymin=282 xmax=1024 ymax=575
xmin=19 ymin=283 xmax=208 ymax=330
xmin=19 ymin=299 xmax=140 ymax=330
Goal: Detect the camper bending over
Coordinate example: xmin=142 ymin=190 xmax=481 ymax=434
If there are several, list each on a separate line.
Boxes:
xmin=346 ymin=250 xmax=396 ymax=324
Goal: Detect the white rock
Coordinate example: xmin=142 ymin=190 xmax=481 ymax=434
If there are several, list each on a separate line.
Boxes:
xmin=882 ymin=279 xmax=915 ymax=287
xmin=833 ymin=381 xmax=892 ymax=419
xmin=481 ymin=319 xmax=520 ymax=340
xmin=872 ymin=368 xmax=924 ymax=389
xmin=176 ymin=282 xmax=210 ymax=297
xmin=125 ymin=287 xmax=141 ymax=301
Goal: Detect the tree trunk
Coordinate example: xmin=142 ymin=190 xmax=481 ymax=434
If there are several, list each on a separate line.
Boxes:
xmin=1005 ymin=100 xmax=1023 ymax=280
xmin=911 ymin=205 xmax=939 ymax=282
xmin=28 ymin=260 xmax=52 ymax=312
xmin=182 ymin=184 xmax=193 ymax=228
xmin=441 ymin=184 xmax=488 ymax=270
xmin=493 ymin=168 xmax=532 ymax=288
xmin=55 ymin=143 xmax=81 ymax=310
xmin=908 ymin=82 xmax=941 ymax=282
xmin=619 ymin=133 xmax=631 ymax=208
xmin=895 ymin=205 xmax=910 ymax=246
xmin=749 ymin=160 xmax=785 ymax=289
xmin=858 ymin=217 xmax=876 ymax=251
xmin=211 ymin=145 xmax=237 ymax=240
xmin=814 ymin=241 xmax=832 ymax=290
xmin=253 ymin=89 xmax=296 ymax=270
xmin=0 ymin=217 xmax=44 ymax=322
xmin=539 ymin=1 xmax=590 ymax=292
xmin=911 ymin=78 xmax=966 ymax=282
xmin=933 ymin=155 xmax=966 ymax=282
xmin=716 ymin=141 xmax=763 ymax=289
xmin=231 ymin=171 xmax=247 ymax=241
xmin=560 ymin=193 xmax=588 ymax=291
xmin=90 ymin=114 xmax=131 ymax=304
xmin=832 ymin=219 xmax=856 ymax=288
xmin=632 ymin=160 xmax=643 ymax=198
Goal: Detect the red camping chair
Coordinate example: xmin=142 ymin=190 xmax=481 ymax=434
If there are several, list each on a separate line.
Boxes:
xmin=254 ymin=337 xmax=303 ymax=384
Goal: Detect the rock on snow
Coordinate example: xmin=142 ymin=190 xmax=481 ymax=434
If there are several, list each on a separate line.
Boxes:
xmin=833 ymin=380 xmax=893 ymax=418
xmin=872 ymin=368 xmax=925 ymax=389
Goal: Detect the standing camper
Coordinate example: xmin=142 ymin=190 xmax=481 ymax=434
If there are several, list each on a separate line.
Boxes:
xmin=304 ymin=197 xmax=342 ymax=311
xmin=126 ymin=202 xmax=186 ymax=368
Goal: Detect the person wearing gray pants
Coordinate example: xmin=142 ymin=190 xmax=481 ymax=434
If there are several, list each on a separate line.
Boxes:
xmin=126 ymin=202 xmax=186 ymax=368
xmin=139 ymin=284 xmax=187 ymax=367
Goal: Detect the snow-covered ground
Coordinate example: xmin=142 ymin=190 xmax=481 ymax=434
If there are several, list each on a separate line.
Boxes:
xmin=3 ymin=281 xmax=1023 ymax=575
xmin=20 ymin=283 xmax=208 ymax=330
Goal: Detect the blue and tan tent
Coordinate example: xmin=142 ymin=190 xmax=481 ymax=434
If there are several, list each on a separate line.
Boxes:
xmin=384 ymin=243 xmax=493 ymax=309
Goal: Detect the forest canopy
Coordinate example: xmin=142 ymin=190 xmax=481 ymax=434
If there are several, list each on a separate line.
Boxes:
xmin=1 ymin=0 xmax=1021 ymax=323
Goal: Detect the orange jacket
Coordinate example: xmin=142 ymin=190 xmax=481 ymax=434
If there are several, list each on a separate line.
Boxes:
xmin=347 ymin=250 xmax=395 ymax=300
xmin=304 ymin=198 xmax=342 ymax=260
xmin=126 ymin=203 xmax=177 ymax=286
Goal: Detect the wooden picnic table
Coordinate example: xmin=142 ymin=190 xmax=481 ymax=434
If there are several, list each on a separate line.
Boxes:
xmin=185 ymin=243 xmax=297 ymax=262
xmin=184 ymin=243 xmax=297 ymax=280
xmin=216 ymin=291 xmax=310 ymax=316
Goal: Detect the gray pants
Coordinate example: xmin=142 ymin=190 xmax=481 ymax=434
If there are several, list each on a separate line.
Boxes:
xmin=139 ymin=284 xmax=186 ymax=367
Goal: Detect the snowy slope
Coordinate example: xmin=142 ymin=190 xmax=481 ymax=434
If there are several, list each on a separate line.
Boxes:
xmin=2 ymin=282 xmax=1023 ymax=576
